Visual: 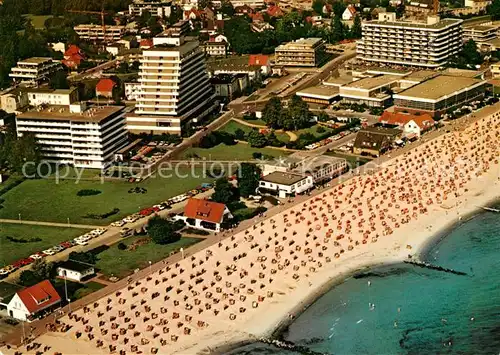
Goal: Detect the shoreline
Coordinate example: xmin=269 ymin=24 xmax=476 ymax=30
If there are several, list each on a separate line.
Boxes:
xmin=209 ymin=194 xmax=500 ymax=355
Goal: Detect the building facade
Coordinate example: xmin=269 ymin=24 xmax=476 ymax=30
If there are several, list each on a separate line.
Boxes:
xmin=463 ymin=25 xmax=497 ymax=44
xmin=275 ymin=38 xmax=326 ymax=67
xmin=74 ymin=25 xmax=125 ymax=42
xmin=9 ymin=58 xmax=63 ymax=86
xmin=357 ymin=13 xmax=463 ymax=68
xmin=26 ymin=87 xmax=79 ymax=106
xmin=126 ymin=37 xmax=215 ymax=134
xmin=258 ymin=172 xmax=314 ymax=198
xmin=16 ymin=104 xmax=128 ymax=169
xmin=56 ymin=260 xmax=95 ymax=282
xmin=7 ymin=280 xmax=60 ymax=322
xmin=129 ymin=0 xmax=172 ymax=17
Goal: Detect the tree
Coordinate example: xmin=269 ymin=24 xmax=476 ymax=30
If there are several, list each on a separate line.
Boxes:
xmin=211 ymin=178 xmax=236 ymax=204
xmin=317 ymin=111 xmax=330 ymax=122
xmin=69 ymin=251 xmax=97 ymax=265
xmin=220 ymin=0 xmax=235 ymax=16
xmin=285 ymin=95 xmax=311 ymax=130
xmin=262 ymin=96 xmax=284 ymax=129
xmin=247 ymin=129 xmax=268 ymax=148
xmin=19 ymin=270 xmax=40 ymax=286
xmin=4 ymin=132 xmax=41 ymax=175
xmin=312 ymin=0 xmax=325 ymax=15
xmin=350 ymin=15 xmax=362 ymax=39
xmin=234 ymin=128 xmax=246 ymax=140
xmin=148 ymin=216 xmax=183 ymax=245
xmin=487 ymin=0 xmax=500 ymax=19
xmin=447 ymin=39 xmax=482 ymax=69
xmin=49 ymin=70 xmax=70 ymax=89
xmin=238 ymin=163 xmax=261 ymax=197
xmin=330 ymin=15 xmax=345 ymax=43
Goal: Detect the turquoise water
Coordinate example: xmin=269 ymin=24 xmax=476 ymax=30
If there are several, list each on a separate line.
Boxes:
xmin=228 ymin=205 xmax=500 ymax=355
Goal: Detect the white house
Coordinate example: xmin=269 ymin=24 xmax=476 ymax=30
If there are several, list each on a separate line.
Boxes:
xmin=7 ymin=280 xmax=61 ymax=322
xmin=379 ymin=111 xmax=436 ymax=138
xmin=174 ymin=198 xmax=233 ymax=232
xmin=258 ymin=172 xmax=314 ymax=198
xmin=26 ymin=87 xmax=79 ymax=106
xmin=57 ymin=260 xmax=95 ymax=282
xmin=342 ymin=5 xmax=357 ymax=20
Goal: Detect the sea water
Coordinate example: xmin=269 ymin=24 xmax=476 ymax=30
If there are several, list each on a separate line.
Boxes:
xmin=227 ymin=205 xmax=500 ymax=355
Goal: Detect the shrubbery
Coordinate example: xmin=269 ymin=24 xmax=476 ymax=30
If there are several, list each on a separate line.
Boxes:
xmin=6 ymin=236 xmax=42 ymax=243
xmin=199 ymin=131 xmax=236 ymax=148
xmin=83 ymin=208 xmax=120 ymax=220
xmin=77 ymin=189 xmax=102 ymax=197
xmin=117 ymin=242 xmax=127 ymax=250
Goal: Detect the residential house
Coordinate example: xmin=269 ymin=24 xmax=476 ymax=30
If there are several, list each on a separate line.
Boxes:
xmin=96 ymin=78 xmax=117 ymax=98
xmin=371 ymin=7 xmax=386 ymax=18
xmin=378 ymin=111 xmax=436 ymax=138
xmin=205 ymin=40 xmax=228 ymax=56
xmin=353 ymin=126 xmax=401 ymax=157
xmin=175 ymin=198 xmax=233 ymax=232
xmin=63 ymin=45 xmax=85 ymax=69
xmin=342 ymin=5 xmax=357 ymax=20
xmin=267 ymin=5 xmax=284 ymax=17
xmin=235 ymin=5 xmax=254 ymax=15
xmin=0 ymin=87 xmax=28 ymax=114
xmin=140 ymin=39 xmax=154 ymax=49
xmin=184 ymin=8 xmax=203 ymax=20
xmin=7 ymin=280 xmax=61 ymax=321
xmin=248 ymin=54 xmax=270 ymax=75
xmin=249 ymin=12 xmax=264 ymax=22
xmin=258 ymin=171 xmax=314 ymax=198
xmin=57 ymin=260 xmax=95 ymax=282
xmin=251 ymin=21 xmax=274 ymax=32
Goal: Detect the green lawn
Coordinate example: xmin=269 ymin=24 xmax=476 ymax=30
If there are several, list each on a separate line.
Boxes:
xmin=0 ymin=224 xmax=89 ymax=266
xmin=52 ymin=279 xmax=106 ymax=301
xmin=0 ymin=168 xmax=215 ymax=225
xmin=182 ymin=143 xmax=289 ymax=161
xmin=95 ymin=237 xmax=202 ymax=279
xmin=23 ymin=14 xmax=53 ymax=29
xmin=295 ymin=124 xmax=334 ymax=138
xmin=218 ymin=120 xmax=290 ymax=142
xmin=0 ymin=282 xmax=24 ymax=301
xmin=73 ymin=281 xmax=106 ymax=300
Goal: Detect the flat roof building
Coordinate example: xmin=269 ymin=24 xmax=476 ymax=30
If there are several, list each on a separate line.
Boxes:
xmin=258 ymin=171 xmax=314 ymax=198
xmin=296 ymin=85 xmax=340 ymax=105
xmin=127 ymin=36 xmax=215 ymax=134
xmin=463 ymin=25 xmax=497 ymax=46
xmin=16 ymin=104 xmax=128 ymax=169
xmin=275 ymin=38 xmax=326 ymax=67
xmin=393 ymin=75 xmax=486 ymax=117
xmin=74 ymin=25 xmax=125 ymax=43
xmin=129 ymin=0 xmax=172 ymax=17
xmin=339 ymin=75 xmax=400 ymax=107
xmin=9 ymin=57 xmax=63 ymax=86
xmin=357 ymin=13 xmax=463 ymax=68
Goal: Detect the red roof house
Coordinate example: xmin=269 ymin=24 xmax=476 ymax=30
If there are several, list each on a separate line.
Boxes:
xmin=249 ymin=12 xmax=265 ymax=22
xmin=7 ymin=280 xmax=61 ymax=321
xmin=140 ymin=39 xmax=154 ymax=49
xmin=63 ymin=45 xmax=85 ymax=69
xmin=184 ymin=8 xmax=204 ymax=20
xmin=379 ymin=111 xmax=436 ymax=137
xmin=342 ymin=5 xmax=357 ymax=20
xmin=267 ymin=5 xmax=284 ymax=17
xmin=179 ymin=198 xmax=232 ymax=232
xmin=249 ymin=54 xmax=270 ymax=74
xmin=96 ymin=78 xmax=117 ymax=98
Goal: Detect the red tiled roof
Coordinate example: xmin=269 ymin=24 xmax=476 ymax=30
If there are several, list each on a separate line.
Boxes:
xmin=379 ymin=111 xmax=435 ymax=130
xmin=184 ymin=198 xmax=226 ymax=224
xmin=267 ymin=5 xmax=284 ymax=17
xmin=64 ymin=45 xmax=82 ymax=56
xmin=140 ymin=39 xmax=153 ymax=48
xmin=346 ymin=5 xmax=357 ymax=15
xmin=250 ymin=12 xmax=264 ymax=22
xmin=16 ymin=280 xmax=61 ymax=314
xmin=96 ymin=78 xmax=116 ymax=93
xmin=249 ymin=54 xmax=269 ymax=66
xmin=184 ymin=8 xmax=203 ymax=18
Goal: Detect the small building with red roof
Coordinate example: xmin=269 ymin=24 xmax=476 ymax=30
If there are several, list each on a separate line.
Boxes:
xmin=267 ymin=5 xmax=284 ymax=17
xmin=140 ymin=39 xmax=154 ymax=49
xmin=184 ymin=8 xmax=204 ymax=20
xmin=379 ymin=111 xmax=436 ymax=138
xmin=63 ymin=45 xmax=85 ymax=69
xmin=342 ymin=5 xmax=357 ymax=20
xmin=175 ymin=198 xmax=232 ymax=232
xmin=7 ymin=280 xmax=61 ymax=321
xmin=96 ymin=78 xmax=117 ymax=98
xmin=249 ymin=54 xmax=270 ymax=75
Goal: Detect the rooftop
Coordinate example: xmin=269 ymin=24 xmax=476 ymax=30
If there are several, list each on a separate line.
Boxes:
xmin=261 ymin=171 xmax=307 ymax=185
xmin=276 ymin=38 xmax=324 ymax=50
xmin=360 ymin=125 xmax=402 ymax=136
xmin=184 ymin=198 xmax=227 ymax=224
xmin=324 ymin=74 xmax=354 ymax=87
xmin=441 ymin=68 xmax=485 ymax=78
xmin=296 ymin=85 xmax=340 ymax=99
xmin=17 ymin=57 xmax=55 ymax=65
xmin=148 ymin=39 xmax=200 ymax=55
xmin=293 ymin=155 xmax=347 ymax=174
xmin=58 ymin=260 xmax=95 ymax=272
xmin=26 ymin=87 xmax=77 ymax=95
xmin=343 ymin=75 xmax=399 ymax=90
xmin=463 ymin=25 xmax=497 ymax=32
xmin=366 ymin=17 xmax=462 ymax=30
xmin=18 ymin=105 xmax=124 ymax=123
xmin=394 ymin=75 xmax=485 ymax=101
xmin=402 ymin=70 xmax=438 ymax=82
xmin=14 ymin=280 xmax=61 ymax=314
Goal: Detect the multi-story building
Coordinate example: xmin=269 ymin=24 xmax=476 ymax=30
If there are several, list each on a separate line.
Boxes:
xmin=129 ymin=0 xmax=172 ymax=17
xmin=204 ymin=41 xmax=228 ymax=57
xmin=26 ymin=87 xmax=79 ymax=106
xmin=463 ymin=25 xmax=497 ymax=44
xmin=405 ymin=0 xmax=439 ymax=19
xmin=464 ymin=0 xmax=492 ymax=12
xmin=393 ymin=75 xmax=486 ymax=118
xmin=339 ymin=75 xmax=400 ymax=107
xmin=275 ymin=38 xmax=326 ymax=67
xmin=229 ymin=0 xmax=264 ymax=7
xmin=357 ymin=13 xmax=463 ymax=68
xmin=16 ymin=103 xmax=128 ymax=169
xmin=126 ymin=36 xmax=215 ymax=134
xmin=491 ymin=63 xmax=500 ymax=78
xmin=9 ymin=58 xmax=63 ymax=86
xmin=74 ymin=25 xmax=125 ymax=43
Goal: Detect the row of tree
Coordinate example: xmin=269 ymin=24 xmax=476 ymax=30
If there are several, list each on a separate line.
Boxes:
xmin=262 ymin=95 xmax=312 ymax=131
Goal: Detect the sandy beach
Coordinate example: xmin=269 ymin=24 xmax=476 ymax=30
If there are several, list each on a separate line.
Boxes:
xmin=1 ymin=104 xmax=499 ymax=355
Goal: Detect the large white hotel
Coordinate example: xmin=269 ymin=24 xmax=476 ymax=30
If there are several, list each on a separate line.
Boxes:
xmin=126 ymin=31 xmax=215 ymax=135
xmin=16 ymin=103 xmax=127 ymax=169
xmin=357 ymin=13 xmax=463 ymax=68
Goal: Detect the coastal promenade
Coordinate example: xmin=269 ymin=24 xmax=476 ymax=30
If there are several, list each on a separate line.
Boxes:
xmin=1 ymin=104 xmax=499 ymax=355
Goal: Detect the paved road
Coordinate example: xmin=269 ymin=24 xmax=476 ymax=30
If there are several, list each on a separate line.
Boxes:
xmin=0 ymin=219 xmax=102 ymax=229
xmin=68 ymin=59 xmax=119 ymax=82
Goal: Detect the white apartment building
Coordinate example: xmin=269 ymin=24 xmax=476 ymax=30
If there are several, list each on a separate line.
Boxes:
xmin=258 ymin=172 xmax=314 ymax=198
xmin=9 ymin=57 xmax=63 ymax=86
xmin=126 ymin=37 xmax=215 ymax=134
xmin=16 ymin=103 xmax=128 ymax=169
xmin=463 ymin=25 xmax=497 ymax=44
xmin=275 ymin=38 xmax=326 ymax=67
xmin=357 ymin=13 xmax=463 ymax=68
xmin=26 ymin=87 xmax=79 ymax=106
xmin=129 ymin=0 xmax=172 ymax=17
xmin=230 ymin=0 xmax=264 ymax=7
xmin=74 ymin=25 xmax=125 ymax=42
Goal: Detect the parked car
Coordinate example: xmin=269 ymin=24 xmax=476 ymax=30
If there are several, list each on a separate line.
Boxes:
xmin=0 ymin=268 xmax=8 ymax=276
xmin=74 ymin=239 xmax=88 ymax=246
xmin=111 ymin=220 xmax=126 ymax=227
xmin=43 ymin=249 xmax=56 ymax=256
xmin=51 ymin=245 xmax=64 ymax=253
xmin=30 ymin=252 xmax=45 ymax=260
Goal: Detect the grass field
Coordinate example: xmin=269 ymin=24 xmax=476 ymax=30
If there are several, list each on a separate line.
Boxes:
xmin=0 ymin=282 xmax=23 ymax=301
xmin=95 ymin=237 xmax=202 ymax=278
xmin=0 ymin=225 xmax=89 ymax=266
xmin=218 ymin=120 xmax=290 ymax=142
xmin=52 ymin=279 xmax=106 ymax=301
xmin=23 ymin=14 xmax=53 ymax=29
xmin=0 ymin=168 xmax=215 ymax=225
xmin=182 ymin=143 xmax=289 ymax=161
